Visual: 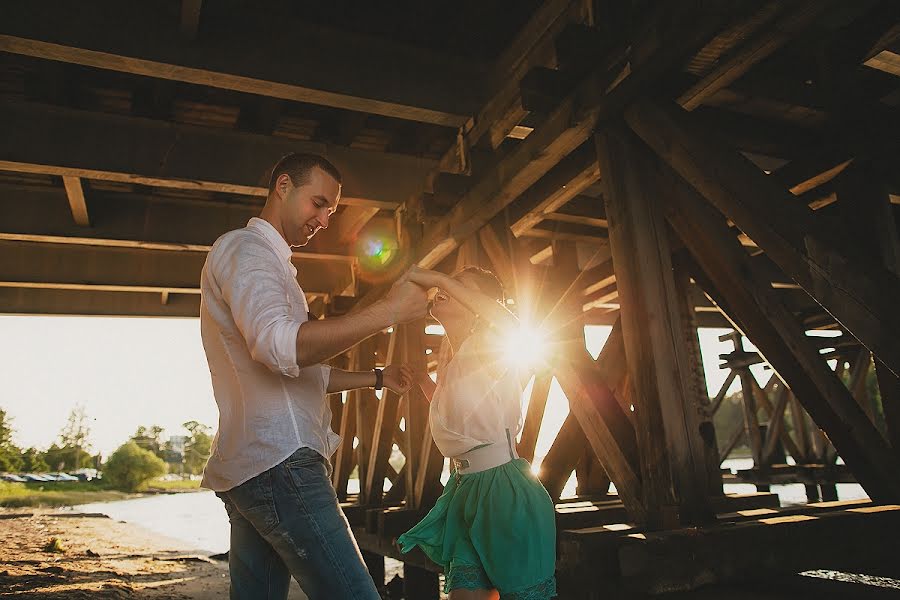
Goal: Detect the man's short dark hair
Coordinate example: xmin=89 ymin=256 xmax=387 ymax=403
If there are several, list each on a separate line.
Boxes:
xmin=267 ymin=153 xmax=342 ymax=194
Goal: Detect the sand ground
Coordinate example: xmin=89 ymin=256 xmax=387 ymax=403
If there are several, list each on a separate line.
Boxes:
xmin=0 ymin=509 xmax=307 ymax=599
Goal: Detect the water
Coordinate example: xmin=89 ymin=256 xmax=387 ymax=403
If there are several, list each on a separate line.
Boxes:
xmin=73 ymin=490 xmax=229 ymax=554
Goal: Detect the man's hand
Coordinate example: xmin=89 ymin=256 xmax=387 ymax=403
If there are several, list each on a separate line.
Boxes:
xmin=382 ymin=364 xmax=413 ymax=394
xmin=406 ymin=265 xmax=446 ymax=290
xmin=383 ymin=270 xmax=428 ymax=324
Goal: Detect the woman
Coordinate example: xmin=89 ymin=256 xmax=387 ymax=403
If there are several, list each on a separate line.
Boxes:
xmin=397 ymin=265 xmax=557 ymax=600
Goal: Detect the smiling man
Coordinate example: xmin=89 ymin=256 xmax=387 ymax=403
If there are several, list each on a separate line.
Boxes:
xmin=199 ymin=153 xmax=428 ymax=599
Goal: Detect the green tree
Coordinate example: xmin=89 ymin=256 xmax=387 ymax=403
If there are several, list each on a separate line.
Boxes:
xmin=103 ymin=441 xmax=167 ymax=491
xmin=20 ymin=447 xmax=49 ymax=473
xmin=45 ymin=406 xmax=94 ymax=471
xmin=130 ymin=425 xmax=166 ymax=458
xmin=183 ymin=421 xmax=212 ymax=475
xmin=0 ymin=408 xmax=24 ymax=472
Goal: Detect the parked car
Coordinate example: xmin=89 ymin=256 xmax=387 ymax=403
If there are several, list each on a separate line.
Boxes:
xmin=23 ymin=473 xmax=53 ymax=482
xmin=2 ymin=474 xmax=27 ymax=482
xmin=52 ymin=473 xmax=79 ymax=482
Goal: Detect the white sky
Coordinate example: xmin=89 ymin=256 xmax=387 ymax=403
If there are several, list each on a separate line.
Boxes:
xmin=0 ymin=316 xmax=761 ymax=458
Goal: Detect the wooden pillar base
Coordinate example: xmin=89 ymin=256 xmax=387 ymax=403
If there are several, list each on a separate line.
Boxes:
xmin=805 ymin=484 xmax=821 ymax=503
xmin=362 ymin=550 xmax=384 ymax=588
xmin=403 ymin=564 xmax=439 ymax=600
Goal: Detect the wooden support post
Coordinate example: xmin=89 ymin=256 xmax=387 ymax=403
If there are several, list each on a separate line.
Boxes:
xmin=354 ymin=337 xmax=379 ymax=504
xmin=762 ymin=384 xmax=790 ymax=465
xmin=517 ymin=373 xmax=552 ymax=463
xmin=837 ymin=163 xmax=900 ymax=452
xmin=625 ymin=99 xmax=900 ymax=381
xmin=410 ymin=321 xmax=444 ymax=509
xmin=539 ymin=413 xmax=587 ymax=502
xmin=575 ymin=449 xmax=611 ymax=497
xmin=788 ymin=393 xmax=810 ymax=463
xmin=847 ymin=347 xmax=875 ymax=423
xmin=554 ymin=317 xmax=646 ymax=522
xmin=673 ymin=253 xmax=723 ymax=496
xmin=655 ymin=162 xmax=900 ymax=501
xmin=403 ymin=564 xmax=439 ymax=600
xmin=596 ymin=123 xmax=714 ymax=527
xmin=62 ymin=176 xmax=90 ymax=227
xmin=363 ymin=328 xmax=402 ymax=505
xmin=362 ymin=550 xmax=385 ymax=588
xmin=333 ymin=346 xmax=361 ymax=500
xmin=729 ymin=344 xmax=764 ymax=468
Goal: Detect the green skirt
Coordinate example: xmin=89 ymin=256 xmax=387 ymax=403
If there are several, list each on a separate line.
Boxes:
xmin=397 ymin=458 xmax=557 ymax=599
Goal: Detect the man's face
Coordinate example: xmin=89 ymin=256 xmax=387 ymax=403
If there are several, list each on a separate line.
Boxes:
xmin=279 ymin=167 xmax=341 ymax=247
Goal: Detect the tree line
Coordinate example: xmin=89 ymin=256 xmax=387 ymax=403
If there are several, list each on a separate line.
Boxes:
xmin=0 ymin=406 xmax=212 ymax=491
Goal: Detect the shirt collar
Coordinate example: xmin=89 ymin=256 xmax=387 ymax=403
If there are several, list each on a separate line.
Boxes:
xmin=247 ymin=218 xmax=293 ymax=263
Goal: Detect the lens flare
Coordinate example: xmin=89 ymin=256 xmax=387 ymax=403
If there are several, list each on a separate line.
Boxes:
xmin=499 ymin=321 xmax=549 ymax=371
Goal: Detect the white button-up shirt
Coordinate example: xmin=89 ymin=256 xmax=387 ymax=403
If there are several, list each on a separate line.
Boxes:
xmin=199 ymin=217 xmax=339 ymax=492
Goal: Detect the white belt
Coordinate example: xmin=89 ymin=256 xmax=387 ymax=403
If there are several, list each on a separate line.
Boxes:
xmin=451 ymin=431 xmax=519 ymax=476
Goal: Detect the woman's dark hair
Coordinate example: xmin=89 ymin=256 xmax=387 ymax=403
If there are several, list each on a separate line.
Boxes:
xmin=453 ymin=266 xmax=506 ymax=304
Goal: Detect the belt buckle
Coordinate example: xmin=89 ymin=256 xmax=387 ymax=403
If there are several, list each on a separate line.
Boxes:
xmin=452 ymin=458 xmax=470 ymax=483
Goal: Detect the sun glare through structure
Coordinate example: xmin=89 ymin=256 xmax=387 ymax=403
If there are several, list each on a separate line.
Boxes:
xmin=500 ymin=321 xmax=550 ymax=371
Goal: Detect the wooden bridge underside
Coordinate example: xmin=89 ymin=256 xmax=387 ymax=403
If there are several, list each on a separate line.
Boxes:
xmin=2 ymin=1 xmax=900 ymax=596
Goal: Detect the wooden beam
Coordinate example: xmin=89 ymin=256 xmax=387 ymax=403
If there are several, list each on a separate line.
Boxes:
xmin=179 ymin=0 xmax=203 ymax=41
xmin=0 ymin=184 xmax=357 ymax=268
xmin=538 ymin=413 xmax=586 ymax=501
xmin=659 ymin=165 xmax=900 ymax=501
xmin=337 ymin=206 xmax=381 ymax=245
xmin=517 ymin=373 xmax=553 ymax=463
xmin=626 ymin=99 xmax=900 ymax=379
xmin=0 ymin=100 xmax=429 ymax=209
xmin=677 ymin=1 xmax=834 ymax=111
xmin=408 ymin=321 xmax=443 ymax=510
xmin=508 ymin=141 xmax=601 ymax=237
xmin=333 ymin=349 xmax=359 ymax=501
xmin=0 ymin=286 xmax=200 ymax=317
xmin=597 ymin=124 xmax=715 ymax=526
xmin=0 ymin=3 xmax=480 ymax=126
xmin=554 ymin=319 xmax=646 ymax=524
xmin=61 ymin=176 xmax=89 ymax=226
xmin=354 ymin=337 xmax=379 ymax=504
xmin=414 ymin=4 xmax=735 ymax=268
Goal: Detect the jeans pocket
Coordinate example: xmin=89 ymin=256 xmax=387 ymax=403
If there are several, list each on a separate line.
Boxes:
xmin=284 ymin=447 xmax=323 ymax=468
xmin=227 ymin=471 xmax=280 ymax=535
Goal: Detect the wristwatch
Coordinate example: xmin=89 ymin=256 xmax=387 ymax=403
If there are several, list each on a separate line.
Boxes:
xmin=373 ymin=368 xmax=383 ymax=391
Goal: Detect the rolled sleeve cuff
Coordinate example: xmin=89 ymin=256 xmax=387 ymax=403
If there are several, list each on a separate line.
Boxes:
xmin=276 ymin=318 xmax=303 ymax=377
xmin=320 ymin=364 xmax=332 ymax=389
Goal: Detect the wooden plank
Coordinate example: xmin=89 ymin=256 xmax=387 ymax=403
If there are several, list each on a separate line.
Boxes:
xmin=61 ymin=176 xmax=90 ymax=227
xmin=626 ymin=99 xmax=900 ymax=380
xmin=677 ymin=1 xmax=835 ymax=111
xmin=596 ymin=123 xmax=714 ymax=526
xmin=0 ymin=100 xmax=430 ymax=209
xmin=0 ymin=3 xmax=480 ymax=126
xmin=333 ymin=348 xmax=360 ymax=501
xmin=657 ymin=165 xmax=900 ymax=501
xmin=517 ymin=373 xmax=553 ymax=462
xmin=354 ymin=337 xmax=379 ymax=505
xmin=761 ymin=384 xmax=790 ymax=464
xmin=617 ymin=505 xmax=900 ymax=595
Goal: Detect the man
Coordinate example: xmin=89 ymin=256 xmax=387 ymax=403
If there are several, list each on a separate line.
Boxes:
xmin=199 ymin=153 xmax=428 ymax=599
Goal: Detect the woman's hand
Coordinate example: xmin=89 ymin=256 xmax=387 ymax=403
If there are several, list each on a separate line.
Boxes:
xmin=382 ymin=364 xmax=413 ymax=394
xmin=406 ymin=265 xmax=446 ymax=290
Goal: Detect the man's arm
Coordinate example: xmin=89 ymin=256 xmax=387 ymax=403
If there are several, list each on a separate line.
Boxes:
xmin=295 ymin=276 xmax=428 ymax=368
xmin=327 ymin=365 xmax=412 ymax=394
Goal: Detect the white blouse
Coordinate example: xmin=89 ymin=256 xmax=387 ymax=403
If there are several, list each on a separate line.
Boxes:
xmin=428 ymin=333 xmax=528 ymax=458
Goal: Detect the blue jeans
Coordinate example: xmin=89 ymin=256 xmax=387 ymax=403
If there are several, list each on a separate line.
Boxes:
xmin=217 ymin=447 xmax=381 ymax=600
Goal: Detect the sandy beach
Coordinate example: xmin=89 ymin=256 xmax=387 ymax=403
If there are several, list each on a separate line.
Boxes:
xmin=0 ymin=509 xmax=304 ymax=599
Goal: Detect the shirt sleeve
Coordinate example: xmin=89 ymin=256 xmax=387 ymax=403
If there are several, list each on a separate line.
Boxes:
xmin=212 ymin=236 xmax=303 ymax=377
